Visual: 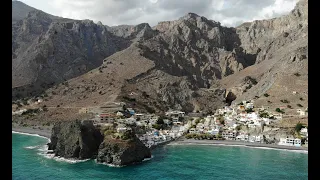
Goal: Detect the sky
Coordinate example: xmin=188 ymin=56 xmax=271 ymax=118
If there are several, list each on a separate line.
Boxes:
xmin=16 ymin=0 xmax=299 ymax=27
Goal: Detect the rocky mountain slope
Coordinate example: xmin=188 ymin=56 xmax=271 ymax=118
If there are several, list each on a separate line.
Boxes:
xmin=12 ymin=0 xmax=307 ymax=117
xmin=12 ymin=1 xmax=131 ymax=97
xmin=221 ymin=0 xmax=308 ymax=111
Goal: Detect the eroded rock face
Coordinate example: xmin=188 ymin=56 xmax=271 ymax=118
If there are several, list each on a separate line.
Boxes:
xmin=97 ymin=136 xmax=151 ymax=166
xmin=48 ymin=120 xmax=103 ymax=159
xmin=48 ymin=120 xmax=151 ymax=166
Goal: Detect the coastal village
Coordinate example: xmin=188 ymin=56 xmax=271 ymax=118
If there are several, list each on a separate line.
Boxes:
xmin=12 ymin=95 xmax=308 ymax=149
xmin=33 ymin=99 xmax=306 ymax=149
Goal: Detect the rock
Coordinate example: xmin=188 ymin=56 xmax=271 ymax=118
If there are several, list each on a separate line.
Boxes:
xmin=48 ymin=120 xmax=103 ymax=159
xmin=47 ymin=120 xmax=151 ymax=166
xmin=97 ymin=128 xmax=151 ymax=166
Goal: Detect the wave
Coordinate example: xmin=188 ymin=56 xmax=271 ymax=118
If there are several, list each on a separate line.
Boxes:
xmin=94 ymin=159 xmax=124 ymax=167
xmin=244 ymin=146 xmax=308 ymax=154
xmin=12 ymin=131 xmax=50 ymax=141
xmin=95 ymin=155 xmax=154 ymax=167
xmin=24 ymin=145 xmax=41 ymax=149
xmin=142 ymin=155 xmax=154 ymax=162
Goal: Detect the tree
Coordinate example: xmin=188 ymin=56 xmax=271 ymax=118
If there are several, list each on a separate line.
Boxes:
xmin=297 ymin=104 xmax=303 ymax=107
xmin=235 ymin=125 xmax=241 ymax=131
xmin=295 ymin=123 xmax=304 ymax=132
xmin=157 ymin=117 xmax=164 ymax=125
xmin=276 ymin=108 xmax=281 ymax=113
xmin=264 ymin=93 xmax=270 ymax=97
xmin=246 ymin=108 xmax=254 ymax=113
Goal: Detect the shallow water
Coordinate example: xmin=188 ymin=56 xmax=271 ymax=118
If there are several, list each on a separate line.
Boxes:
xmin=12 ymin=132 xmax=308 ymax=180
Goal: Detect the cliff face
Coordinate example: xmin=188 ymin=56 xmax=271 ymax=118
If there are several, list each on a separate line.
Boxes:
xmin=221 ymin=0 xmax=308 ymax=110
xmin=48 ymin=120 xmax=103 ymax=159
xmin=48 ymin=120 xmax=151 ymax=166
xmin=97 ymin=133 xmax=151 ymax=166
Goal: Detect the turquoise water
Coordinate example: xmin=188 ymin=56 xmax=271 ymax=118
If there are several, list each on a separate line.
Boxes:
xmin=12 ymin=133 xmax=308 ymax=180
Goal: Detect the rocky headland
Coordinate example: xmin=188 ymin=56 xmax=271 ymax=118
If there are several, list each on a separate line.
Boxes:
xmin=46 ymin=120 xmax=151 ymax=166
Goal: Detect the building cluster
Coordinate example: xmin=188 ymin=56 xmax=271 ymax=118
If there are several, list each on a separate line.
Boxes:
xmin=93 ymin=108 xmax=190 ymax=148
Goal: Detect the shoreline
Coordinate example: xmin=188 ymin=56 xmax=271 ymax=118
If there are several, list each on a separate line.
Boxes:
xmin=169 ymin=139 xmax=308 ymax=152
xmin=12 ymin=124 xmax=52 ymax=138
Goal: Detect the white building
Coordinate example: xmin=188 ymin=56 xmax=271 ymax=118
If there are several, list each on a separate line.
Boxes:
xmin=278 ymin=138 xmax=301 ymax=147
xmin=246 ymin=103 xmax=254 ymax=109
xmin=297 ymin=109 xmax=306 ymax=116
xmin=165 ymin=110 xmax=185 ymax=117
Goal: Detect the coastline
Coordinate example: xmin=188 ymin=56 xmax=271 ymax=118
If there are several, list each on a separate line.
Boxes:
xmin=169 ymin=138 xmax=308 ymax=152
xmin=12 ymin=123 xmax=52 ymax=138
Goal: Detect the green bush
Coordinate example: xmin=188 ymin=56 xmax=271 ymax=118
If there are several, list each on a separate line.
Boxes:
xmin=295 ymin=123 xmax=304 ymax=132
xmin=297 ymin=104 xmax=303 ymax=107
xmin=264 ymin=93 xmax=270 ymax=97
xmin=294 ymin=73 xmax=301 ymax=77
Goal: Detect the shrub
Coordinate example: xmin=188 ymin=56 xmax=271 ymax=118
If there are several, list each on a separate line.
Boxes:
xmin=287 ymin=105 xmax=292 ymax=109
xmin=246 ymin=108 xmax=254 ymax=113
xmin=235 ymin=125 xmax=241 ymax=131
xmin=264 ymin=93 xmax=270 ymax=97
xmin=294 ymin=73 xmax=301 ymax=77
xmin=267 ymin=100 xmax=272 ymax=103
xmin=300 ymin=97 xmax=304 ymax=101
xmin=280 ymin=99 xmax=289 ymax=103
xmin=297 ymin=104 xmax=303 ymax=107
xmin=295 ymin=123 xmax=304 ymax=132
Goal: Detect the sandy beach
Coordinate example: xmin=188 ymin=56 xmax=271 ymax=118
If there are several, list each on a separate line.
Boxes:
xmin=12 ymin=123 xmax=52 ymax=138
xmin=169 ymin=138 xmax=308 ymax=152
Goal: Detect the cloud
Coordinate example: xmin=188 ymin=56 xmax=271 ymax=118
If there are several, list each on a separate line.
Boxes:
xmin=18 ymin=0 xmax=299 ymax=27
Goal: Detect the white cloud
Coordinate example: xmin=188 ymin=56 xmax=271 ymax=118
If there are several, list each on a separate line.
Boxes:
xmin=17 ymin=0 xmax=299 ymax=27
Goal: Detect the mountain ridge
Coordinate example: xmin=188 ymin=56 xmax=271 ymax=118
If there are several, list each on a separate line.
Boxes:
xmin=12 ymin=0 xmax=308 ymax=118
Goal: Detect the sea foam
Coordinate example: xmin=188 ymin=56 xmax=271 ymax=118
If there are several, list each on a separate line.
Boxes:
xmin=12 ymin=131 xmax=49 ymax=140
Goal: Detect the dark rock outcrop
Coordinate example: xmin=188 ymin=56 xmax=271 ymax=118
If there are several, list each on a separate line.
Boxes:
xmin=97 ymin=135 xmax=151 ymax=166
xmin=48 ymin=120 xmax=151 ymax=166
xmin=48 ymin=120 xmax=103 ymax=159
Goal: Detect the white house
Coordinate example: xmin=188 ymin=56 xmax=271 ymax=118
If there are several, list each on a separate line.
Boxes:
xmin=278 ymin=138 xmax=301 ymax=147
xmin=297 ymin=109 xmax=306 ymax=116
xmin=300 ymin=128 xmax=308 ymax=137
xmin=246 ymin=103 xmax=254 ymax=109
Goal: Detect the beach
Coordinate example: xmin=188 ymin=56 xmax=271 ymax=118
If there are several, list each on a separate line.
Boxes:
xmin=169 ymin=138 xmax=308 ymax=152
xmin=12 ymin=123 xmax=52 ymax=138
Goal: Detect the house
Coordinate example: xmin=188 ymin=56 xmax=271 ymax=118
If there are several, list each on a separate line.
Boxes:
xmin=127 ymin=108 xmax=135 ymax=115
xmin=246 ymin=103 xmax=254 ymax=109
xmin=116 ymin=111 xmax=124 ymax=117
xmin=238 ymin=105 xmax=246 ymax=111
xmin=117 ymin=127 xmax=131 ymax=133
xmin=300 ymin=128 xmax=308 ymax=137
xmin=208 ymin=128 xmax=220 ymax=135
xmin=166 ymin=110 xmax=185 ymax=117
xmin=297 ymin=109 xmax=306 ymax=116
xmin=236 ymin=134 xmax=249 ymax=141
xmin=278 ymin=138 xmax=301 ymax=147
xmin=222 ymin=131 xmax=237 ymax=140
xmin=99 ymin=113 xmax=116 ymax=123
xmin=79 ymin=108 xmax=88 ymax=114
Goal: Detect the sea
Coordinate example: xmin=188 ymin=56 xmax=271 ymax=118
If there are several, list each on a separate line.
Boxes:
xmin=12 ymin=132 xmax=308 ymax=180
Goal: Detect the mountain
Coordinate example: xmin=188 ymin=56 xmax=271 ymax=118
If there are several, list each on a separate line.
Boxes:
xmin=221 ymin=0 xmax=308 ymax=112
xmin=12 ymin=2 xmax=132 ymax=98
xmin=12 ymin=1 xmax=60 ymax=22
xmin=12 ymin=0 xmax=308 ymax=119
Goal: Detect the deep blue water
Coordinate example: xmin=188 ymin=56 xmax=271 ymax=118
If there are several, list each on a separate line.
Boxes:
xmin=12 ymin=133 xmax=308 ymax=180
